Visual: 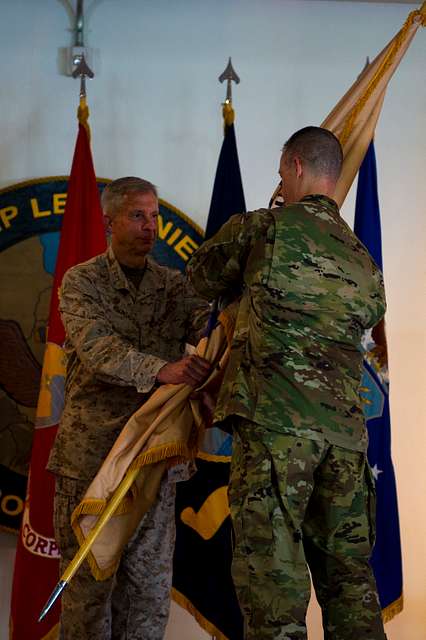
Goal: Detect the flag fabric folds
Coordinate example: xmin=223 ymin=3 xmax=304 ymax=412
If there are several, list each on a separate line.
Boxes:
xmin=172 ymin=101 xmax=246 ymax=639
xmin=355 ymin=141 xmax=403 ymax=622
xmin=70 ymin=317 xmax=233 ymax=581
xmin=269 ymin=2 xmax=425 ymax=210
xmin=9 ymin=99 xmax=107 ymax=639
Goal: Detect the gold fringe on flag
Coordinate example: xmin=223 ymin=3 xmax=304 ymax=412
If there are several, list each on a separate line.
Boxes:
xmin=382 ymin=594 xmax=404 ymax=624
xmin=339 ymin=4 xmax=426 ymax=146
xmin=269 ymin=2 xmax=425 ymax=209
xmin=172 ymin=588 xmax=231 ymax=640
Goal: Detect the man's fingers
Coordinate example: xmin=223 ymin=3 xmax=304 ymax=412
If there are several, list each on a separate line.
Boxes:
xmin=187 ymin=355 xmax=211 ymax=371
xmin=184 ymin=356 xmax=211 ymax=383
xmin=156 ymin=355 xmax=212 ymax=386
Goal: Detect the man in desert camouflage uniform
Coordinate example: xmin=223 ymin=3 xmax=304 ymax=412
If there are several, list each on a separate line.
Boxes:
xmin=187 ymin=127 xmax=387 ymax=640
xmin=47 ymin=177 xmax=210 ymax=640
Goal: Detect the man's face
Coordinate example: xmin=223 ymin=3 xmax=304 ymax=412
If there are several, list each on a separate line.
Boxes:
xmin=279 ymin=151 xmax=298 ymax=205
xmin=109 ymin=191 xmax=159 ymax=261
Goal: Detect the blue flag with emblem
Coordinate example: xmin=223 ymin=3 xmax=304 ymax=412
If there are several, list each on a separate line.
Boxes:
xmin=354 ymin=140 xmax=403 ymax=622
xmin=172 ymin=100 xmax=245 ymax=639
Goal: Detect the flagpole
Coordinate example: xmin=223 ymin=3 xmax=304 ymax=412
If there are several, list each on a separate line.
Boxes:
xmin=172 ymin=61 xmax=246 ymax=640
xmin=72 ymin=54 xmax=94 ymax=136
xmin=38 ymin=466 xmax=140 ymax=621
xmin=37 ymin=53 xmax=104 ymax=624
xmin=204 ymin=57 xmax=244 ymax=342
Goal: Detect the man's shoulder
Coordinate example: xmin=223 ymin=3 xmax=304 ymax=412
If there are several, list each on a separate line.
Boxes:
xmin=246 ymin=208 xmax=274 ymax=222
xmin=62 ymin=251 xmax=108 ymax=286
xmin=67 ymin=251 xmax=108 ymax=273
xmin=239 ymin=208 xmax=275 ymax=237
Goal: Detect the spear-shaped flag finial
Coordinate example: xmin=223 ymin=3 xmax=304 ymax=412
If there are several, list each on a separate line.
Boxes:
xmin=219 ymin=57 xmax=240 ymax=105
xmin=72 ymin=54 xmax=94 ymax=99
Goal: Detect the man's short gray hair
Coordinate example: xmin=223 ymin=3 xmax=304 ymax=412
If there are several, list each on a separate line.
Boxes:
xmin=282 ymin=126 xmax=343 ymax=182
xmin=101 ymin=177 xmax=158 ymax=218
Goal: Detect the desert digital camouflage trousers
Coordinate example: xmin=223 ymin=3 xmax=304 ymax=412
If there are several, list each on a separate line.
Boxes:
xmin=54 ymin=472 xmax=176 ymax=640
xmin=229 ymin=419 xmax=386 ymax=640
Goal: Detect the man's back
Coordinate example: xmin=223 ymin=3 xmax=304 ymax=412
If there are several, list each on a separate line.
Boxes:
xmin=191 ymin=195 xmax=386 ymax=450
xmin=188 ymin=127 xmax=388 ymax=640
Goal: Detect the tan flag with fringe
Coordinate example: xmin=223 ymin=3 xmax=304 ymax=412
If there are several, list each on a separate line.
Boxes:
xmin=71 ymin=310 xmax=235 ymax=580
xmin=270 ymin=2 xmax=425 ymax=209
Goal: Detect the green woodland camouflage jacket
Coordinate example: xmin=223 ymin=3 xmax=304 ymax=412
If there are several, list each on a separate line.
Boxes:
xmin=187 ymin=195 xmax=386 ymax=452
xmin=47 ymin=247 xmax=209 ymax=482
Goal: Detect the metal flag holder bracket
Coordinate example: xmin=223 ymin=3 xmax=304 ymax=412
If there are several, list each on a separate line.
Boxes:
xmin=59 ymin=0 xmax=99 ymax=76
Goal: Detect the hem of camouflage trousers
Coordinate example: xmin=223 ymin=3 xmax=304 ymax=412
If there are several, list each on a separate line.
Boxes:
xmin=382 ymin=594 xmax=404 ymax=624
xmin=171 ymin=587 xmax=230 ymax=640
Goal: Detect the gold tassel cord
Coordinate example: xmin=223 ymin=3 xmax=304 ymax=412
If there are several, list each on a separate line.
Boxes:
xmin=222 ymin=101 xmax=235 ymax=130
xmin=77 ymin=95 xmax=91 ymax=141
xmin=340 ymin=4 xmax=425 ymax=146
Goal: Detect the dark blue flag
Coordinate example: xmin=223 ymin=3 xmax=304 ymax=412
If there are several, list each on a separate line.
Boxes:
xmin=205 ymin=107 xmax=246 ymax=239
xmin=354 ymin=141 xmax=403 ymax=622
xmin=173 ymin=103 xmax=245 ymax=639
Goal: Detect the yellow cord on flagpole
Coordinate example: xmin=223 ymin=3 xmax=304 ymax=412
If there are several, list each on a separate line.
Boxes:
xmin=340 ymin=3 xmax=425 ymax=146
xmin=78 ymin=95 xmax=91 ymax=142
xmin=222 ymin=101 xmax=235 ymax=131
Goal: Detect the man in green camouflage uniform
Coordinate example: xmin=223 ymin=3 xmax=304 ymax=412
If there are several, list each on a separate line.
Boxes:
xmin=187 ymin=127 xmax=387 ymax=640
xmin=47 ymin=177 xmax=210 ymax=640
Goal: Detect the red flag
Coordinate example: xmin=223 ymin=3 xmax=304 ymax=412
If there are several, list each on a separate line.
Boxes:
xmin=9 ymin=101 xmax=107 ymax=639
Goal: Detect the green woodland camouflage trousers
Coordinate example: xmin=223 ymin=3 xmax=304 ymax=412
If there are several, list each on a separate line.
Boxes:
xmin=54 ymin=473 xmax=176 ymax=640
xmin=229 ymin=419 xmax=386 ymax=640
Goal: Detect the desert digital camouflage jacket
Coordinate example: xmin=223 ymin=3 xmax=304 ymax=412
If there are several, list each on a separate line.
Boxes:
xmin=187 ymin=195 xmax=386 ymax=451
xmin=47 ymin=247 xmax=209 ymax=482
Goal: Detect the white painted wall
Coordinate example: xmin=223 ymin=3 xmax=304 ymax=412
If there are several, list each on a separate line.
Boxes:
xmin=0 ymin=1 xmax=425 ymax=639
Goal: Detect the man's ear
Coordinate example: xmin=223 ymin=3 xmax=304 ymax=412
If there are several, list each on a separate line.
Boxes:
xmin=103 ymin=214 xmax=112 ymax=232
xmin=294 ymin=156 xmax=303 ymax=178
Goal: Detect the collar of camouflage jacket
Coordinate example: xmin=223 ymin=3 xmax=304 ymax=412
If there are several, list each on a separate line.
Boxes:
xmin=106 ymin=246 xmax=165 ymax=293
xmin=299 ymin=194 xmax=340 ymax=218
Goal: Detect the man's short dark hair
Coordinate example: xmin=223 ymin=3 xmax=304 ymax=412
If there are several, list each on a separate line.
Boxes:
xmin=282 ymin=126 xmax=343 ymax=181
xmin=101 ymin=177 xmax=158 ymax=218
